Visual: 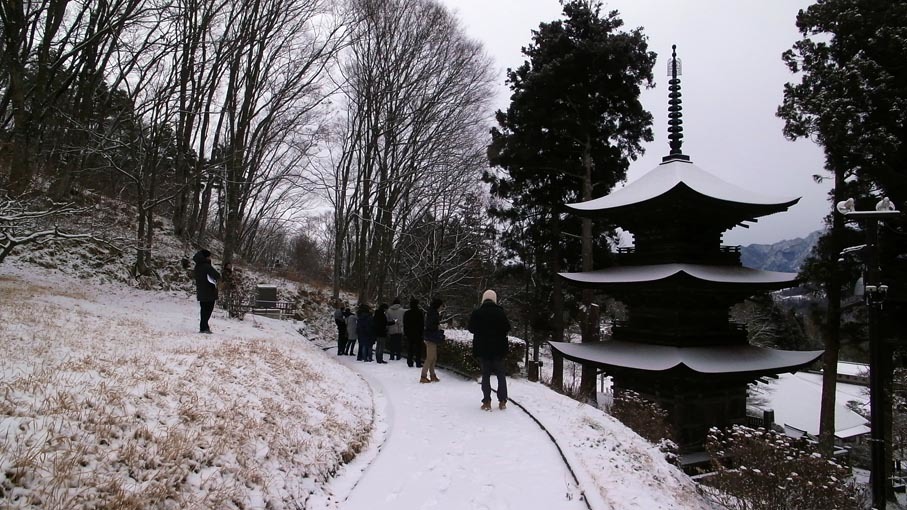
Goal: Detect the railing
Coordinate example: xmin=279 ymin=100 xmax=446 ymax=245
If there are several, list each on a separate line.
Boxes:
xmin=614 ymin=245 xmax=741 ymax=254
xmin=222 ymin=299 xmax=295 ymax=319
xmin=613 ymin=246 xmax=742 ymax=265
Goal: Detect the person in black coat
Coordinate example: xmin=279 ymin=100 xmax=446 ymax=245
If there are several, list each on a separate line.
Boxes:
xmin=372 ymin=303 xmax=390 ymax=363
xmin=356 ymin=304 xmax=375 ymax=361
xmin=403 ymin=298 xmax=424 ymax=368
xmin=468 ymin=289 xmax=511 ymax=410
xmin=333 ymin=301 xmax=347 ymax=355
xmin=193 ymin=249 xmax=220 ymax=334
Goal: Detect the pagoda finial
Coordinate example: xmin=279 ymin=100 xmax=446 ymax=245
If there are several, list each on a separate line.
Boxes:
xmin=663 ymin=44 xmax=690 ymax=162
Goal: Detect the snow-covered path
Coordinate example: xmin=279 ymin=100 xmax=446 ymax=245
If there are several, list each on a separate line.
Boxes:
xmin=329 ymin=357 xmax=587 ymax=510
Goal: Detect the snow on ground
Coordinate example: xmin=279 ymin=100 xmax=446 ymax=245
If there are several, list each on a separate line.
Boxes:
xmin=1 ymin=261 xmax=716 ymax=509
xmin=314 ymin=351 xmax=715 ymax=509
xmin=318 ymin=359 xmax=588 ymax=510
xmin=0 ymin=262 xmax=372 ymax=509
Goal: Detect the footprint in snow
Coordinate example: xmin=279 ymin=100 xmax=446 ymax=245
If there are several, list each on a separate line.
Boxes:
xmin=385 ymin=480 xmax=404 ymax=502
xmin=437 ymin=473 xmax=450 ymax=492
xmin=470 ymin=484 xmax=497 ymax=510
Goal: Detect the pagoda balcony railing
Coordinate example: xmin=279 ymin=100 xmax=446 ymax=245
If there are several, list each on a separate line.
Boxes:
xmin=611 ymin=320 xmax=748 ymax=345
xmin=614 ymin=245 xmax=741 ymax=266
xmin=612 ymin=319 xmax=747 ymax=330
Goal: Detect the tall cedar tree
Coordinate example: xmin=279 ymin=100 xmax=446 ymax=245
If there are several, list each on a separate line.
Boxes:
xmin=778 ymin=0 xmax=907 ymax=457
xmin=485 ymin=1 xmax=654 ymax=396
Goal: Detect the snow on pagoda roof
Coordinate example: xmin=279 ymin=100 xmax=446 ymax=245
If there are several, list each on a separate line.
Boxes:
xmin=560 ymin=263 xmax=797 ymax=286
xmin=549 ymin=340 xmax=822 ymax=374
xmin=566 ymin=159 xmax=800 ymax=213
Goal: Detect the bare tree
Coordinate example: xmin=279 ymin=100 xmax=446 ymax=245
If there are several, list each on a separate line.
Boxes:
xmin=323 ymin=0 xmax=494 ymax=303
xmin=0 ymin=192 xmax=105 ymax=263
xmin=167 ymin=0 xmax=233 ymax=240
xmin=0 ymin=0 xmax=155 ymax=194
xmin=210 ymin=0 xmax=348 ymax=267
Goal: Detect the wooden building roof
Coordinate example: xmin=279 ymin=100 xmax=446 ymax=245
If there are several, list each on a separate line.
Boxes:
xmin=550 ymin=340 xmax=822 ymax=376
xmin=559 ymin=263 xmax=797 ymax=289
xmin=566 ymin=159 xmax=800 ymax=227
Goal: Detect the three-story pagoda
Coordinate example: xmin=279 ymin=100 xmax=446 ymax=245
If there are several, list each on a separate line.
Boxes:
xmin=550 ymin=46 xmax=823 ymax=452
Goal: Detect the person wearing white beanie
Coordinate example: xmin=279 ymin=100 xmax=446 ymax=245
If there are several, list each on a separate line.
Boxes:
xmin=468 ymin=289 xmax=511 ymax=411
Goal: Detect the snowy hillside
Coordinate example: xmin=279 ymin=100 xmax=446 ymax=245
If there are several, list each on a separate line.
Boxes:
xmin=0 ymin=261 xmax=715 ymax=509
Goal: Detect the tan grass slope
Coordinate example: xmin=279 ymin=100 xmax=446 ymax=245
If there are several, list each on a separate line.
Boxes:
xmin=0 ymin=268 xmax=371 ymax=509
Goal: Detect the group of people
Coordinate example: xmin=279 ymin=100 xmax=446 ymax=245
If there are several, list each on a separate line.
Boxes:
xmin=333 ymin=297 xmax=444 ymax=381
xmin=193 ymin=248 xmax=511 ymax=412
xmin=335 ymin=289 xmax=512 ymax=411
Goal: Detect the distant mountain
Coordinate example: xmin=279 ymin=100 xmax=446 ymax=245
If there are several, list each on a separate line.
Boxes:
xmin=740 ymin=231 xmax=822 ymax=273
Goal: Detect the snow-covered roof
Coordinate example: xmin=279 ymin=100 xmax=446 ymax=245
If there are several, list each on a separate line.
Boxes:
xmin=566 ymin=159 xmax=800 ymax=213
xmin=549 ymin=340 xmax=822 ymax=374
xmin=836 ymin=424 xmax=872 ymax=439
xmin=560 ymin=263 xmax=797 ymax=286
xmin=837 ymin=361 xmax=869 ymax=377
xmin=751 ymin=371 xmax=869 ymax=438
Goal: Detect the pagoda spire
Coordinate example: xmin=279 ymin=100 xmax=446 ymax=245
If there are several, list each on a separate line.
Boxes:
xmin=663 ymin=44 xmax=690 ymax=162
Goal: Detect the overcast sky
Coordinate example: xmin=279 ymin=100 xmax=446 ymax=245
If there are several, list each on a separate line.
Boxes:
xmin=439 ymin=0 xmax=831 ymax=246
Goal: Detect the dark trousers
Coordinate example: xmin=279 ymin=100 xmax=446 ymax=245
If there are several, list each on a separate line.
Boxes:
xmin=199 ymin=300 xmax=215 ymax=332
xmin=345 ymin=337 xmax=357 ymax=355
xmin=375 ymin=336 xmax=387 ymax=362
xmin=358 ymin=339 xmax=373 ymax=361
xmin=388 ymin=334 xmax=403 ymax=360
xmin=406 ymin=334 xmax=423 ymax=366
xmin=337 ymin=332 xmax=348 ymax=355
xmin=480 ymin=357 xmax=507 ymax=404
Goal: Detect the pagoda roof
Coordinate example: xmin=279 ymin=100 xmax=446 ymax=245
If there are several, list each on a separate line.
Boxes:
xmin=549 ymin=340 xmax=822 ymax=375
xmin=566 ymin=159 xmax=799 ymax=215
xmin=559 ymin=263 xmax=797 ymax=287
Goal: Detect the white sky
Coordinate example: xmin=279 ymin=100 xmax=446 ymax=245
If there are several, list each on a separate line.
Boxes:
xmin=440 ymin=0 xmax=832 ymax=245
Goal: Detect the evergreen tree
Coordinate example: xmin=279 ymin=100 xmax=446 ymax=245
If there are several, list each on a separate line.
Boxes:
xmin=779 ymin=0 xmax=907 ymax=207
xmin=778 ymin=0 xmax=907 ymax=458
xmin=485 ymin=1 xmax=654 ymax=397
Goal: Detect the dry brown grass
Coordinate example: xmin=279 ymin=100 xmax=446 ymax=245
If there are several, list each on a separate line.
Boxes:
xmin=1 ymin=273 xmax=371 ymax=509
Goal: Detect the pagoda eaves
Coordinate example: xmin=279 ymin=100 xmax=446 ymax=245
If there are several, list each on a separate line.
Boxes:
xmin=559 ymin=263 xmax=797 ymax=287
xmin=566 ymin=159 xmax=800 ymax=223
xmin=550 ymin=340 xmax=822 ymax=376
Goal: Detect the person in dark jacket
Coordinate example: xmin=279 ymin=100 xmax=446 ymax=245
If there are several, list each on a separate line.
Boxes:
xmin=386 ymin=297 xmax=405 ymax=360
xmin=356 ymin=304 xmax=374 ymax=361
xmin=420 ymin=297 xmax=444 ymax=383
xmin=344 ymin=308 xmax=357 ymax=356
xmin=468 ymin=289 xmax=511 ymax=410
xmin=372 ymin=303 xmax=390 ymax=364
xmin=333 ymin=301 xmax=347 ymax=355
xmin=193 ymin=249 xmax=220 ymax=334
xmin=403 ymin=298 xmax=425 ymax=368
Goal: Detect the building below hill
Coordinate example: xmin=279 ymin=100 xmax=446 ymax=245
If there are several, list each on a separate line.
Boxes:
xmin=750 ymin=362 xmax=870 ymax=448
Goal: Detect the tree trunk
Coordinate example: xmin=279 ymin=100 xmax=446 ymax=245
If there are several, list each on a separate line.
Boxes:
xmin=551 ymin=214 xmax=564 ymax=392
xmin=818 ymin=167 xmax=845 ymax=456
xmin=579 ymin=137 xmax=597 ymax=402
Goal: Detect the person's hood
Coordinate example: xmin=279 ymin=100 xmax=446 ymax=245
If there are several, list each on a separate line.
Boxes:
xmin=389 ymin=303 xmax=403 ymax=311
xmin=192 ymin=251 xmax=209 ymax=264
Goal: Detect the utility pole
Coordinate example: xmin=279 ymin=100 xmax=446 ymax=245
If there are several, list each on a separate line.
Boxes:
xmin=837 ymin=197 xmax=899 ymax=510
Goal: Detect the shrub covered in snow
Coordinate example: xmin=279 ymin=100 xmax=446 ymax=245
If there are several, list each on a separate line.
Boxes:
xmin=703 ymin=425 xmax=865 ymax=510
xmin=438 ymin=328 xmax=524 ymax=376
xmin=605 ymin=389 xmax=677 ymax=463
